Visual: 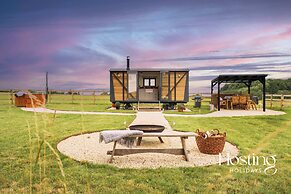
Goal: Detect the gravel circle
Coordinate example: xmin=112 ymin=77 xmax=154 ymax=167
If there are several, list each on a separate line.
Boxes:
xmin=57 ymin=132 xmax=239 ymax=169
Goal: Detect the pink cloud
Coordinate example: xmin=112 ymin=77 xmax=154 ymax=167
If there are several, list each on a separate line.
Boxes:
xmin=0 ymin=20 xmax=83 ymax=69
xmin=247 ymin=25 xmax=291 ymax=47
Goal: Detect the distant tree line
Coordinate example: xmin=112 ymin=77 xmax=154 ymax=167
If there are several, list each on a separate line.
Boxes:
xmin=221 ymin=79 xmax=291 ymax=97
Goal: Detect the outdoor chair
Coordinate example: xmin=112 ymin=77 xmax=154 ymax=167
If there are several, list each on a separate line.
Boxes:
xmin=247 ymin=100 xmax=257 ymax=110
xmin=224 ymin=96 xmax=232 ymax=109
xmin=239 ymin=96 xmax=248 ymax=109
xmin=231 ymin=96 xmax=240 ymax=109
xmin=220 ymin=99 xmax=227 ymax=109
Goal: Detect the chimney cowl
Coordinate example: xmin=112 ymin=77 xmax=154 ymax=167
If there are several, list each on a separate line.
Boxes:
xmin=126 ymin=56 xmax=130 ymax=70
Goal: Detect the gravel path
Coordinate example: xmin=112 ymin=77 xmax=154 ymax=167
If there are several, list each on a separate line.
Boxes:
xmin=21 ymin=107 xmax=285 ymax=117
xmin=165 ymin=109 xmax=285 ymax=117
xmin=21 ymin=107 xmax=135 ymax=116
xmin=57 ymin=132 xmax=239 ymax=168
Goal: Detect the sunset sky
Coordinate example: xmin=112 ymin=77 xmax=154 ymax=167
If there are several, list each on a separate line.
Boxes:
xmin=0 ymin=0 xmax=291 ymax=92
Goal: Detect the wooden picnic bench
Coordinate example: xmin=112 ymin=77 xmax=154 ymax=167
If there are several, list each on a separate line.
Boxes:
xmin=107 ymin=130 xmax=197 ymax=163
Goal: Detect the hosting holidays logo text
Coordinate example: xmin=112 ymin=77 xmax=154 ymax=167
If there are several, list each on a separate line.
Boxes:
xmin=219 ymin=153 xmax=277 ymax=175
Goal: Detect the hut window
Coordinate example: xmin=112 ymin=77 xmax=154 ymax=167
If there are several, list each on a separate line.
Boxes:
xmin=144 ymin=78 xmax=156 ymax=87
xmin=150 ymin=79 xmax=156 ymax=86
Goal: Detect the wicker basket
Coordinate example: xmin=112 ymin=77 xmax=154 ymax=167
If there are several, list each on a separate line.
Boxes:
xmin=195 ymin=129 xmax=226 ymax=155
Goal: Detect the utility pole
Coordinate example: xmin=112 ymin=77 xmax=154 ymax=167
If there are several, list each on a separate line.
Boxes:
xmin=45 ymin=72 xmax=48 ymax=103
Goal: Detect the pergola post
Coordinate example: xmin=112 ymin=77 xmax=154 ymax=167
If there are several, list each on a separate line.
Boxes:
xmin=217 ymin=81 xmax=220 ymax=111
xmin=247 ymin=81 xmax=251 ymax=95
xmin=262 ymin=78 xmax=266 ymax=112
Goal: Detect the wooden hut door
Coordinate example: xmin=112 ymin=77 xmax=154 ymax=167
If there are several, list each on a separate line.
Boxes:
xmin=127 ymin=72 xmax=137 ymax=100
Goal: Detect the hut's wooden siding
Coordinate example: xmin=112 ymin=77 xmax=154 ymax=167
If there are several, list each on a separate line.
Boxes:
xmin=112 ymin=72 xmax=125 ymax=101
xmin=169 ymin=72 xmax=175 ymax=100
xmin=161 ymin=71 xmax=187 ymax=101
xmin=123 ymin=72 xmax=128 ymax=100
xmin=175 ymin=72 xmax=187 ymax=101
xmin=161 ymin=72 xmax=169 ymax=100
xmin=110 ymin=70 xmax=188 ymax=103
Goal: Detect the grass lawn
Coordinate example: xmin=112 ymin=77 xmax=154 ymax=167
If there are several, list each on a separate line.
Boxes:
xmin=0 ymin=97 xmax=290 ymax=193
xmin=163 ymin=97 xmax=213 ymax=115
xmin=45 ymin=94 xmax=135 ymax=113
xmin=1 ymin=92 xmax=290 ymax=115
xmin=2 ymin=92 xmax=209 ymax=115
xmin=45 ymin=94 xmax=212 ymax=115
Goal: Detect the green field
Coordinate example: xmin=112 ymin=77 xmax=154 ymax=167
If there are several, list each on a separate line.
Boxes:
xmin=46 ymin=94 xmax=135 ymax=113
xmin=163 ymin=96 xmax=213 ymax=114
xmin=1 ymin=92 xmax=289 ymax=114
xmin=0 ymin=92 xmax=290 ymax=193
xmin=0 ymin=92 xmax=214 ymax=115
xmin=45 ymin=94 xmax=214 ymax=115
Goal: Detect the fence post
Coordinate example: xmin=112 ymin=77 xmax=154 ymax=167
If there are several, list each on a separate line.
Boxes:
xmin=270 ymin=94 xmax=273 ymax=109
xmin=280 ymin=94 xmax=284 ymax=110
xmin=49 ymin=90 xmax=52 ymax=103
xmin=93 ymin=91 xmax=96 ymax=104
xmin=71 ymin=90 xmax=74 ymax=104
xmin=10 ymin=90 xmax=14 ymax=105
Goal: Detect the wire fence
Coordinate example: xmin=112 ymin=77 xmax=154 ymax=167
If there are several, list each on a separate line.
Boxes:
xmin=0 ymin=90 xmax=109 ymax=105
xmin=0 ymin=91 xmax=13 ymax=105
xmin=1 ymin=90 xmax=290 ymax=109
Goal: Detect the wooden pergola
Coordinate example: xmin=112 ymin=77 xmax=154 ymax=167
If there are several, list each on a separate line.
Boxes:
xmin=211 ymin=74 xmax=268 ymax=111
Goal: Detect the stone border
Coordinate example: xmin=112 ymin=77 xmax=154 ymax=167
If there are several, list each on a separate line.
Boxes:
xmin=57 ymin=131 xmax=239 ymax=169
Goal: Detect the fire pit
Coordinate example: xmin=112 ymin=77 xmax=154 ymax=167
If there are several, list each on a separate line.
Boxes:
xmin=129 ymin=125 xmax=165 ymax=133
xmin=129 ymin=124 xmax=165 ymax=145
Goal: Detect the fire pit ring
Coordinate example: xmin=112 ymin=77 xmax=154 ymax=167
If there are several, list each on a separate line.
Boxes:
xmin=129 ymin=124 xmax=165 ymax=133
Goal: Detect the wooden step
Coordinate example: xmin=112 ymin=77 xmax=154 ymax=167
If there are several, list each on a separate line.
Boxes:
xmin=137 ymin=101 xmax=161 ymax=111
xmin=138 ymin=108 xmax=161 ymax=112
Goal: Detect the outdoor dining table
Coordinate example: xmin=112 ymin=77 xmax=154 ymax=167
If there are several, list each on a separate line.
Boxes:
xmin=107 ymin=130 xmax=197 ymax=163
xmin=220 ymin=95 xmax=257 ymax=110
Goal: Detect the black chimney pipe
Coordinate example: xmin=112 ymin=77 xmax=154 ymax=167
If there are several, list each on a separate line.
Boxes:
xmin=127 ymin=56 xmax=130 ymax=70
xmin=45 ymin=72 xmax=48 ymax=103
